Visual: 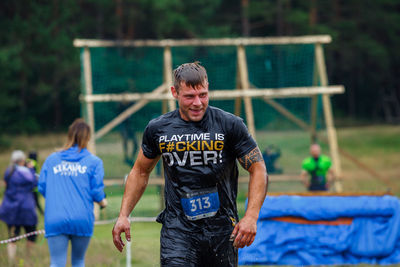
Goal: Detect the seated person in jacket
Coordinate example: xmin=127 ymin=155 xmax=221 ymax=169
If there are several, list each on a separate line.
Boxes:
xmin=262 ymin=145 xmax=282 ymax=174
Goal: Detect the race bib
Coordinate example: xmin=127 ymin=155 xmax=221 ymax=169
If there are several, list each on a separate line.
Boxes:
xmin=180 ymin=187 xmax=220 ymax=221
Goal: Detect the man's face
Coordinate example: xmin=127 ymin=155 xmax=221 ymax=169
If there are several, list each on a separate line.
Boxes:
xmin=171 ymin=81 xmax=209 ymax=122
xmin=310 ymin=144 xmax=321 ymax=158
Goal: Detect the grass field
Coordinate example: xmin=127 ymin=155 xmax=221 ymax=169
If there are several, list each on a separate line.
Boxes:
xmin=0 ymin=125 xmax=399 ymax=266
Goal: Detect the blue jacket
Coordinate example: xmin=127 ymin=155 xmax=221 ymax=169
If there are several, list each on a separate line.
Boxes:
xmin=38 ymin=146 xmax=105 ymax=237
xmin=0 ymin=165 xmax=37 ymax=226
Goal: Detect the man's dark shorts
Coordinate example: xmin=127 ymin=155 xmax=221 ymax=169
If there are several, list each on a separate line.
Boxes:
xmin=160 ymin=226 xmax=238 ymax=267
xmin=309 ymin=183 xmax=327 ymax=191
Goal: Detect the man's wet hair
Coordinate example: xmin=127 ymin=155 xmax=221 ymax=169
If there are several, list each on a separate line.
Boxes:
xmin=173 ymin=61 xmax=208 ymax=92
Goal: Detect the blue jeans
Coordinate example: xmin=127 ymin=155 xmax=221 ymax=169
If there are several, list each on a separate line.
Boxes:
xmin=47 ymin=235 xmax=91 ymax=267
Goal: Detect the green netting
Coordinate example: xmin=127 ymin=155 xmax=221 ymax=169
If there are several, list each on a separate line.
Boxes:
xmin=79 ymin=43 xmax=326 ymax=178
xmin=247 ymin=44 xmax=317 ymax=129
xmin=91 ymin=47 xmax=164 ymax=94
xmin=247 ymin=44 xmax=315 ymax=88
xmin=83 ymin=47 xmax=164 ymax=131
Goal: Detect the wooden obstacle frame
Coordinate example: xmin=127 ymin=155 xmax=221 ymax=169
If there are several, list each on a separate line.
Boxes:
xmin=74 ymin=35 xmax=345 ymax=189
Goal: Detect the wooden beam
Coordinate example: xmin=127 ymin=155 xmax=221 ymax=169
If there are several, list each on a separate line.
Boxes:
xmin=81 ymin=86 xmax=345 ymax=103
xmin=82 ymin=47 xmax=96 ymax=155
xmin=315 ymin=43 xmax=342 ymax=192
xmin=94 ymin=84 xmax=167 ymax=140
xmin=237 ymin=45 xmax=256 ymax=138
xmin=81 ymin=92 xmax=172 ymax=102
xmin=73 ymin=35 xmax=332 ymax=48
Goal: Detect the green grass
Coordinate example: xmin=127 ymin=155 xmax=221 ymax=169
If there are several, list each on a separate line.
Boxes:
xmin=88 ymin=223 xmax=162 ymax=267
xmin=337 ymin=126 xmax=400 ymax=195
xmin=0 ymin=220 xmax=161 ymax=267
xmin=0 ymin=125 xmax=399 ymax=266
xmin=102 ymin=185 xmax=162 ymax=219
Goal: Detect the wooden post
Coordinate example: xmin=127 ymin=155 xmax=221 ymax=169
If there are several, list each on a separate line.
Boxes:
xmin=160 ymin=91 xmax=167 ymax=210
xmin=310 ymin=53 xmax=319 ymax=142
xmin=162 ymin=100 xmax=168 ymax=114
xmin=315 ymin=43 xmax=342 ymax=192
xmin=83 ymin=47 xmax=96 ymax=155
xmin=234 ymin=61 xmax=242 ymax=116
xmin=164 ymin=46 xmax=175 ymax=111
xmin=237 ymin=45 xmax=256 ymax=138
xmin=310 ymin=96 xmax=318 ymax=142
xmin=160 ymin=46 xmax=175 ymax=210
xmin=82 ymin=46 xmax=100 ymax=220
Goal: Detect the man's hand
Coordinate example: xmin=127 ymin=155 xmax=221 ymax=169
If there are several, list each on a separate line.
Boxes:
xmin=230 ymin=216 xmax=257 ymax=248
xmin=300 ymin=170 xmax=310 ymax=188
xmin=112 ymin=216 xmax=131 ymax=252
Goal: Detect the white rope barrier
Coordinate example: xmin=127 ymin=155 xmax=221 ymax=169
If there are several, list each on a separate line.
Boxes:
xmin=94 ymin=216 xmax=157 ymax=225
xmin=128 ymin=217 xmax=157 ymax=222
xmin=0 ymin=229 xmax=45 ymax=244
xmin=0 ymin=216 xmax=157 ymax=244
xmin=94 ymin=218 xmax=117 ymax=225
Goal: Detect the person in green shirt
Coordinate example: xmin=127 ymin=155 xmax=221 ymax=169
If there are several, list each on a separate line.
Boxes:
xmin=301 ymin=144 xmax=335 ymax=191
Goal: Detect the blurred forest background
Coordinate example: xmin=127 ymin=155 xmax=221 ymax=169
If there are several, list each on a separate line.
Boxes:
xmin=1 ymin=0 xmax=400 ymax=134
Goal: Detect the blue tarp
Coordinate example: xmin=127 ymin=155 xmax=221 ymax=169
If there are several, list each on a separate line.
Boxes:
xmin=239 ymin=195 xmax=400 ymax=265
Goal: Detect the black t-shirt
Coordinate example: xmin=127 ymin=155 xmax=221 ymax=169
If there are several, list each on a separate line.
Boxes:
xmin=142 ymin=106 xmax=257 ymax=235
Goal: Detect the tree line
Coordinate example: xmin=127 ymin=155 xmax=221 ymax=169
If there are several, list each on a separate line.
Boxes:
xmin=1 ymin=0 xmax=399 ymax=133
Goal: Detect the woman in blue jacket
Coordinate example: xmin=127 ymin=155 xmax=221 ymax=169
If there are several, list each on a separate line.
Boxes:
xmin=39 ymin=119 xmax=107 ymax=267
xmin=0 ymin=150 xmax=38 ymax=261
